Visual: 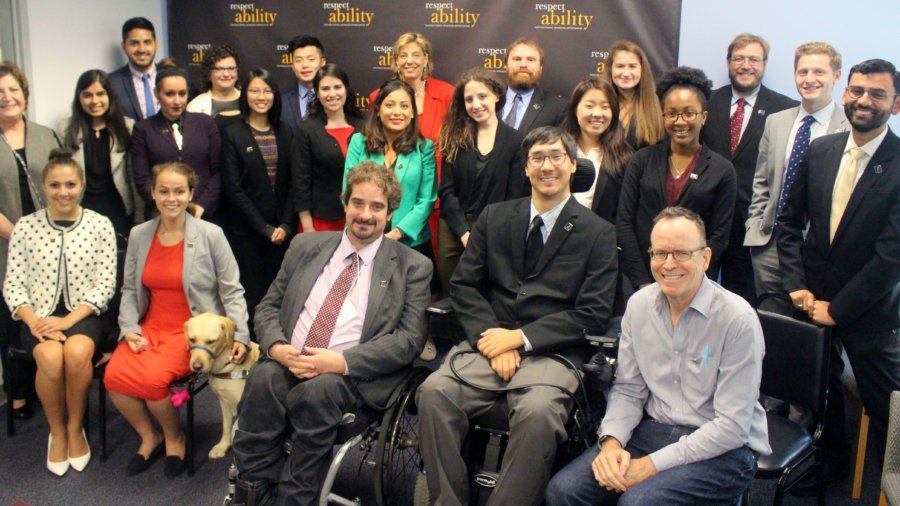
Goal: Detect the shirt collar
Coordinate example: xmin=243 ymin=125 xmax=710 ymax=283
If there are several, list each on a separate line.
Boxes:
xmin=798 ymin=101 xmax=835 ymax=126
xmin=844 ymin=126 xmax=890 ymax=159
xmin=506 ymin=87 xmax=536 ymax=104
xmin=339 ymin=230 xmax=383 ymax=267
xmin=732 ymin=85 xmax=761 ymax=108
xmin=299 ymin=85 xmax=315 ymax=99
xmin=653 ymin=274 xmax=714 ymax=318
xmin=528 ymin=196 xmax=569 ymax=235
xmin=129 ymin=63 xmax=156 ymax=79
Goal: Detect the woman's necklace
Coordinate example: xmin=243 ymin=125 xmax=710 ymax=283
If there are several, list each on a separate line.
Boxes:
xmin=669 ymin=154 xmax=690 ymax=179
xmin=415 ymin=79 xmax=426 ymax=97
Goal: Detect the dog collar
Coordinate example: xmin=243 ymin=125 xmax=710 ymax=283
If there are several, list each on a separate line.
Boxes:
xmin=189 ymin=344 xmax=216 ymax=358
xmin=212 ymin=370 xmax=250 ymax=380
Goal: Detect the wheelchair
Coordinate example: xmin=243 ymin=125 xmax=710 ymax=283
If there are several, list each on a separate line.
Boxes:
xmin=417 ymin=299 xmax=621 ymax=505
xmin=223 ymin=364 xmax=430 ymax=506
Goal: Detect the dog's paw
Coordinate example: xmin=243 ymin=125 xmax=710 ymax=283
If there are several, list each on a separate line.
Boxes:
xmin=208 ymin=444 xmax=231 ymax=459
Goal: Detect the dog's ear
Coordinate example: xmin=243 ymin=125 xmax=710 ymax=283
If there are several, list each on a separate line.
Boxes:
xmin=184 ymin=320 xmax=192 ymax=350
xmin=220 ymin=316 xmax=236 ymax=343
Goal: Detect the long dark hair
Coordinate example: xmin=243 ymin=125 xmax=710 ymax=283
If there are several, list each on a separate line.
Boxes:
xmin=362 ymin=79 xmax=421 ymax=155
xmin=238 ymin=68 xmax=282 ymax=128
xmin=64 ymin=69 xmax=130 ymax=152
xmin=438 ymin=67 xmax=506 ymax=163
xmin=562 ymin=77 xmax=633 ymax=179
xmin=308 ymin=63 xmax=364 ymax=122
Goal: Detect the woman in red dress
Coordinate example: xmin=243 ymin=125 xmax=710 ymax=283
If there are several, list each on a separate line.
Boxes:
xmin=104 ymin=161 xmax=249 ymax=478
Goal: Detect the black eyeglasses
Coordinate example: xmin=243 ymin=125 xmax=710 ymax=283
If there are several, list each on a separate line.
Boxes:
xmin=662 ymin=111 xmax=701 ymax=122
xmin=846 ymin=86 xmax=897 ymax=102
xmin=527 ymin=152 xmax=569 ymax=168
xmin=647 ymin=247 xmax=705 ymax=262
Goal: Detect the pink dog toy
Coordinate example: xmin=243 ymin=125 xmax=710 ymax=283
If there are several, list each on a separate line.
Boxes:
xmin=171 ymin=390 xmax=191 ymax=407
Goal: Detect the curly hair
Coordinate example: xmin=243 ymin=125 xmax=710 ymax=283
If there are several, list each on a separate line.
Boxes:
xmin=656 ymin=66 xmax=713 ymax=109
xmin=200 ymin=45 xmax=240 ymax=92
xmin=438 ymin=67 xmax=506 ymax=163
xmin=342 ymin=160 xmax=402 ymax=213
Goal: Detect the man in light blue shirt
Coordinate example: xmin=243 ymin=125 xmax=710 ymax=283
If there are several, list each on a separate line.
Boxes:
xmin=547 ymin=207 xmax=770 ymax=505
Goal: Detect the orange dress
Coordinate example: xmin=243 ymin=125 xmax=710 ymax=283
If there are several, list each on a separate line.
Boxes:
xmin=104 ymin=235 xmax=193 ymax=400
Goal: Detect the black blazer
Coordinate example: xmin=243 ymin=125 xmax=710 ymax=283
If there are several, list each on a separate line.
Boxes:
xmin=439 ymin=122 xmax=527 ymax=238
xmin=616 ymin=141 xmax=737 ymax=287
xmin=701 ymin=85 xmax=797 ymax=222
xmin=450 ymin=196 xmax=618 ymax=365
xmin=517 ymin=86 xmax=567 ymax=134
xmin=589 ymin=166 xmax=624 ymax=225
xmin=220 ymin=120 xmax=297 ymax=237
xmin=292 ymin=116 xmax=365 ymax=221
xmin=778 ymin=130 xmax=900 ymax=332
xmin=110 ymin=65 xmax=144 ymax=121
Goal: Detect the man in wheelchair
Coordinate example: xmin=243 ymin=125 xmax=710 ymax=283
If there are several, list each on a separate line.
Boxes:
xmin=546 ymin=207 xmax=771 ymax=505
xmin=417 ymin=126 xmax=619 ymax=505
xmin=229 ymin=161 xmax=432 ymax=505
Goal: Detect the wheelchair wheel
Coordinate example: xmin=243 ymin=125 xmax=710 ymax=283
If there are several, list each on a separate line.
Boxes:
xmin=373 ymin=367 xmax=430 ymax=506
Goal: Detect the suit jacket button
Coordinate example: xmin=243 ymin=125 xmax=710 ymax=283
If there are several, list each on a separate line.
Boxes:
xmin=520 ymin=290 xmax=527 ymax=296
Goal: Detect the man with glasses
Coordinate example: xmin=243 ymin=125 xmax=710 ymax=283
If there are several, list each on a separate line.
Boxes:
xmin=778 ymin=58 xmax=900 ymax=487
xmin=701 ymin=33 xmax=797 ymax=306
xmin=417 ymin=126 xmax=618 ymax=504
xmin=546 ymin=206 xmax=770 ymax=505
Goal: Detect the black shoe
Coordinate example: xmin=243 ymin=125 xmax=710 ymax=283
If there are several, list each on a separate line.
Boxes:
xmin=164 ymin=455 xmax=187 ymax=478
xmin=13 ymin=402 xmax=34 ymax=420
xmin=125 ymin=440 xmax=164 ymax=476
xmin=787 ymin=462 xmax=850 ymax=497
xmin=233 ymin=477 xmax=276 ymax=506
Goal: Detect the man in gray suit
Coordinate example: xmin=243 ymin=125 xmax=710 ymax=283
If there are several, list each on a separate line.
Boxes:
xmin=231 ymin=161 xmax=432 ymax=505
xmin=745 ymin=42 xmax=849 ymax=314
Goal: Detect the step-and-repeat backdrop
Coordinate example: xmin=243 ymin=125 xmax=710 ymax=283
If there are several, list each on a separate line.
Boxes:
xmin=168 ymin=0 xmax=682 ymax=107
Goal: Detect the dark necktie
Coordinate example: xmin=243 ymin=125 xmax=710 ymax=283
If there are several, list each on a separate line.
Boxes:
xmin=302 ymin=252 xmax=359 ymax=353
xmin=729 ymin=98 xmax=747 ymax=157
xmin=303 ymin=90 xmax=316 ymax=118
xmin=504 ymin=93 xmax=522 ymax=128
xmin=524 ymin=215 xmax=544 ymax=275
xmin=776 ymin=115 xmax=816 ymax=222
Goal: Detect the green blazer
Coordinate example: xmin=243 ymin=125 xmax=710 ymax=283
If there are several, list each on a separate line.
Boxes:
xmin=343 ymin=133 xmax=437 ymax=247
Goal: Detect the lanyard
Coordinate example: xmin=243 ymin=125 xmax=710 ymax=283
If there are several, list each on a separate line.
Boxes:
xmin=0 ymin=128 xmax=45 ymax=209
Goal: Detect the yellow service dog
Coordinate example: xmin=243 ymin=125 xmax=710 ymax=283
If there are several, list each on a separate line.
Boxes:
xmin=184 ymin=313 xmax=260 ymax=458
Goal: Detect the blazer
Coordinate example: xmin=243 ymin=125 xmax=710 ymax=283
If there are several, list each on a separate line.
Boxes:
xmin=110 ymin=65 xmax=145 ymax=121
xmin=58 ymin=117 xmax=140 ymax=219
xmin=118 ymin=214 xmax=250 ymax=344
xmin=292 ymin=115 xmax=365 ymax=220
xmin=580 ymin=146 xmax=629 ymax=224
xmin=281 ymin=85 xmax=306 ymax=136
xmin=701 ymin=84 xmax=798 ymax=223
xmin=220 ymin=120 xmax=297 ymax=237
xmin=255 ymin=232 xmax=432 ymax=408
xmin=343 ymin=133 xmax=437 ymax=247
xmin=745 ymin=104 xmax=849 ymax=246
xmin=438 ymin=122 xmax=527 ymax=238
xmin=368 ymin=77 xmax=454 ymax=143
xmin=516 ymin=86 xmax=567 ymax=134
xmin=616 ymin=141 xmax=737 ymax=287
xmin=186 ymin=90 xmax=242 ymax=116
xmin=451 ymin=196 xmax=618 ymax=365
xmin=4 ymin=209 xmax=116 ymax=318
xmin=777 ymin=130 xmax=900 ymax=332
xmin=131 ymin=111 xmax=222 ymax=218
xmin=0 ymin=120 xmax=60 ymax=288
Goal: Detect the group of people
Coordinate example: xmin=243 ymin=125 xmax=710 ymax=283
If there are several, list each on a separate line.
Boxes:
xmin=0 ymin=13 xmax=897 ymax=506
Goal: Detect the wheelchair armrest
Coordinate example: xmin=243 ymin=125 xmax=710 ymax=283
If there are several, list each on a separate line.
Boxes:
xmin=426 ymin=297 xmax=454 ymax=315
xmin=585 ymin=316 xmax=622 ymax=349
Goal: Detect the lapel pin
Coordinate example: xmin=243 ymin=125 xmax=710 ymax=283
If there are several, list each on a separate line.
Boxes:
xmin=246 ymin=146 xmax=254 ymax=153
xmin=690 ymin=173 xmax=699 ymax=180
xmin=187 ymin=243 xmax=194 ymax=248
xmin=397 ymin=163 xmax=403 ymax=170
xmin=564 ymin=222 xmax=573 ymax=231
xmin=757 ymin=109 xmax=766 ymax=115
xmin=533 ymin=103 xmax=541 ymax=110
xmin=379 ymin=280 xmax=388 ymax=288
xmin=874 ymin=165 xmax=883 ymax=174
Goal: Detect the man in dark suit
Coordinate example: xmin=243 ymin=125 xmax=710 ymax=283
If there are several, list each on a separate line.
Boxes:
xmin=231 ymin=161 xmax=432 ymax=505
xmin=109 ymin=17 xmax=158 ymax=121
xmin=502 ymin=38 xmax=567 ymax=134
xmin=778 ymin=58 xmax=900 ymax=487
xmin=701 ymin=33 xmax=797 ymax=305
xmin=281 ymin=35 xmax=326 ymax=135
xmin=417 ymin=127 xmax=618 ymax=505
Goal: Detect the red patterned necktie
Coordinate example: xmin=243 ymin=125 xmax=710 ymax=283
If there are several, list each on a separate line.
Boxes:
xmin=303 ymin=252 xmax=359 ymax=353
xmin=729 ymin=98 xmax=747 ymax=157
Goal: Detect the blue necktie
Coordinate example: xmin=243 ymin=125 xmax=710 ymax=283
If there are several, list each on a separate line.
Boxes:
xmin=142 ymin=73 xmax=155 ymax=118
xmin=776 ymin=115 xmax=815 ymax=222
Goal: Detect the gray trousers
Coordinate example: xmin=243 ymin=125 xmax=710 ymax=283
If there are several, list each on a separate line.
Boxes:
xmin=749 ymin=240 xmax=794 ymax=314
xmin=416 ymin=342 xmax=578 ymax=506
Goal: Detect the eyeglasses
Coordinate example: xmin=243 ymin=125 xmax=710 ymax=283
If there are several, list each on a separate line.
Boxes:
xmin=246 ymin=88 xmax=274 ymax=97
xmin=730 ymin=56 xmax=764 ymax=65
xmin=212 ymin=66 xmax=237 ymax=74
xmin=846 ymin=86 xmax=898 ymax=102
xmin=647 ymin=247 xmax=705 ymax=262
xmin=527 ymin=152 xmax=569 ymax=168
xmin=663 ymin=111 xmax=701 ymax=122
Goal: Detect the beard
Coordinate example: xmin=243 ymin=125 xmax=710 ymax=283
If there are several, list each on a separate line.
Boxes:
xmin=729 ymin=69 xmax=763 ymax=94
xmin=844 ymin=102 xmax=890 ymax=133
xmin=507 ymin=69 xmax=541 ymax=92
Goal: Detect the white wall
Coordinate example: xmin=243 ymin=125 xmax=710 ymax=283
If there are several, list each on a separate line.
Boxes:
xmin=679 ymin=0 xmax=900 ymax=129
xmin=23 ymin=0 xmax=166 ymax=128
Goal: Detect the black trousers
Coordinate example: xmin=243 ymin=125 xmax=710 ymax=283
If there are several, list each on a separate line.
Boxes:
xmin=232 ymin=360 xmax=365 ymax=506
xmin=227 ymin=232 xmax=288 ymax=341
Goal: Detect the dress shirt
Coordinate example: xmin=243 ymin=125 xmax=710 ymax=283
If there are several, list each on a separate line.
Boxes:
xmin=519 ymin=197 xmax=569 ymax=350
xmin=836 ymin=126 xmax=889 ymax=189
xmin=573 ymin=146 xmax=601 ymax=209
xmin=298 ymin=86 xmax=316 ymax=120
xmin=503 ymin=87 xmax=536 ymax=130
xmin=600 ymin=277 xmax=771 ymax=472
xmin=730 ymin=85 xmax=760 ymax=142
xmin=129 ymin=63 xmax=158 ymax=119
xmin=782 ymin=102 xmax=835 ymax=168
xmin=290 ymin=232 xmax=383 ymax=357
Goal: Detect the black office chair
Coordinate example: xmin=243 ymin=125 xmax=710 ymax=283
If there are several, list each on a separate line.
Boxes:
xmin=747 ymin=309 xmax=831 ymax=506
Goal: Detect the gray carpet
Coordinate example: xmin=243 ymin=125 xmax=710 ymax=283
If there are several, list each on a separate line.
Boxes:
xmin=0 ymin=380 xmax=886 ymax=505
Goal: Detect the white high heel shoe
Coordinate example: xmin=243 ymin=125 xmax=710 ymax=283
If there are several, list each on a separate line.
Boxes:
xmin=68 ymin=429 xmax=91 ymax=472
xmin=47 ymin=434 xmax=70 ymax=476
